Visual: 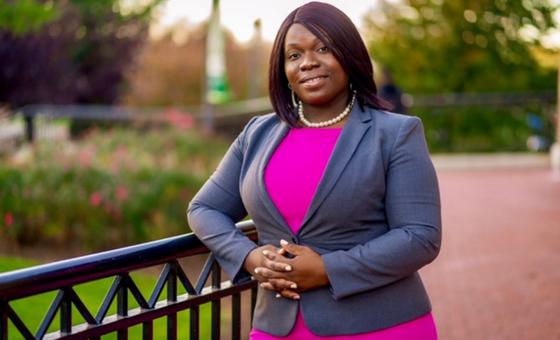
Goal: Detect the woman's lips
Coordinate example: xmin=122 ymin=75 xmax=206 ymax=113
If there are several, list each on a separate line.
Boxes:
xmin=299 ymin=75 xmax=328 ymax=89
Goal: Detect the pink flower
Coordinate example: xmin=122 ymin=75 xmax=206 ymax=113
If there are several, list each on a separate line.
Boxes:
xmin=78 ymin=150 xmax=92 ymax=167
xmin=89 ymin=192 xmax=102 ymax=206
xmin=4 ymin=212 xmax=13 ymax=227
xmin=116 ymin=186 xmax=129 ymax=201
xmin=163 ymin=107 xmax=194 ymax=129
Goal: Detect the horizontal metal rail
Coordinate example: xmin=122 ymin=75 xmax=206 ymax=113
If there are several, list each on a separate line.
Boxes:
xmin=0 ymin=220 xmax=257 ymax=340
xmin=8 ymin=91 xmax=554 ymax=142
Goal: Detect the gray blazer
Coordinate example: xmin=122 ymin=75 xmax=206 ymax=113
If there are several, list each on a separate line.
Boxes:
xmin=187 ymin=104 xmax=441 ymax=336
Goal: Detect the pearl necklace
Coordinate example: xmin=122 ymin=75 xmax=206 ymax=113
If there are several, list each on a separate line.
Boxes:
xmin=298 ymin=93 xmax=356 ymax=128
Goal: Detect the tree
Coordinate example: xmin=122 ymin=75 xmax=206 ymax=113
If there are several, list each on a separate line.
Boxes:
xmin=0 ymin=0 xmax=58 ymax=35
xmin=0 ymin=0 xmax=162 ymax=107
xmin=364 ymin=0 xmax=559 ymax=93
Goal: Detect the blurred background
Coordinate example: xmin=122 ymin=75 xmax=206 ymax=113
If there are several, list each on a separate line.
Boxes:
xmin=0 ymin=0 xmax=559 ymax=339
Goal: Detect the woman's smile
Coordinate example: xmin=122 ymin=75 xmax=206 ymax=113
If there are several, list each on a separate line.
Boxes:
xmin=300 ymin=75 xmax=329 ymax=89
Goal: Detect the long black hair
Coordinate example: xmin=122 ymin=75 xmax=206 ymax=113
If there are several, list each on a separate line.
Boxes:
xmin=268 ymin=1 xmax=391 ymax=126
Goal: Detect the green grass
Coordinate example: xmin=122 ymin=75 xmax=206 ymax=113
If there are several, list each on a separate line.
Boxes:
xmin=0 ymin=257 xmax=217 ymax=339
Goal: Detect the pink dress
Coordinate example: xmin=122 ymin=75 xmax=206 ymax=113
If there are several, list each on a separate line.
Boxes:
xmin=251 ymin=127 xmax=438 ymax=339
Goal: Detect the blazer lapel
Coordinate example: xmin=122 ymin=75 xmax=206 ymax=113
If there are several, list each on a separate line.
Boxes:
xmin=255 ymin=121 xmax=291 ymax=231
xmin=298 ymin=104 xmax=372 ymax=233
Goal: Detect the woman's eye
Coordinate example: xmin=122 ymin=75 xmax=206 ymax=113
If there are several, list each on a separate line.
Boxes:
xmin=287 ymin=52 xmax=300 ymax=60
xmin=318 ymin=46 xmax=329 ymax=53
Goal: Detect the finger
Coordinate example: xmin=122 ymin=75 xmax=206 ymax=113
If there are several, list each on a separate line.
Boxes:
xmin=263 ymin=258 xmax=292 ymax=272
xmin=251 ymin=269 xmax=267 ymax=283
xmin=254 ymin=267 xmax=289 ymax=279
xmin=279 ymin=239 xmax=307 ymax=255
xmin=253 ymin=267 xmax=272 ymax=281
xmin=278 ymin=289 xmax=300 ymax=300
xmin=263 ymin=249 xmax=293 ymax=267
xmin=262 ymin=249 xmax=277 ymax=260
xmin=259 ymin=280 xmax=285 ymax=292
xmin=259 ymin=282 xmax=275 ymax=291
xmin=261 ymin=245 xmax=279 ymax=255
xmin=265 ymin=249 xmax=292 ymax=260
xmin=267 ymin=278 xmax=298 ymax=291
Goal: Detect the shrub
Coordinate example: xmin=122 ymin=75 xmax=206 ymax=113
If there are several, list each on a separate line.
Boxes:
xmin=415 ymin=105 xmax=555 ymax=153
xmin=0 ymin=127 xmax=228 ymax=251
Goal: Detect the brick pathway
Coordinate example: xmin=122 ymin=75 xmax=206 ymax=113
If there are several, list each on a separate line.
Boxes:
xmin=421 ymin=168 xmax=560 ymax=340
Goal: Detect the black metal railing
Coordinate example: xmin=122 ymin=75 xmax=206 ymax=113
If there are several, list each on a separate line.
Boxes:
xmin=10 ymin=90 xmax=555 ymax=142
xmin=0 ymin=220 xmax=258 ymax=340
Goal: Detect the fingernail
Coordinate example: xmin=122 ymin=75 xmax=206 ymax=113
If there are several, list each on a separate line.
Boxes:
xmin=290 ymin=283 xmax=297 ymax=289
xmin=293 ymin=294 xmax=300 ymax=300
xmin=254 ymin=268 xmax=260 ymax=274
xmin=285 ymin=265 xmax=292 ymax=271
xmin=275 ymin=293 xmax=281 ymax=298
xmin=260 ymin=283 xmax=266 ymax=288
xmin=262 ymin=250 xmax=269 ymax=256
xmin=280 ymin=239 xmax=289 ymax=246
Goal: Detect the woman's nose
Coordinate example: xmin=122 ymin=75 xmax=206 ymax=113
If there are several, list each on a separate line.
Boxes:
xmin=299 ymin=53 xmax=319 ymax=71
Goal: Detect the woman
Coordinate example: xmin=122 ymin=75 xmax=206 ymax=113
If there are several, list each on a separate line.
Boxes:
xmin=187 ymin=2 xmax=441 ymax=339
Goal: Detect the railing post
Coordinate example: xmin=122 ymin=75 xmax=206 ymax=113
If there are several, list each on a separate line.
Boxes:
xmin=23 ymin=114 xmax=35 ymax=142
xmin=189 ymin=306 xmax=199 ymax=340
xmin=142 ymin=321 xmax=153 ymax=340
xmin=60 ymin=288 xmax=72 ymax=334
xmin=0 ymin=301 xmax=7 ymax=340
xmin=167 ymin=264 xmax=177 ymax=340
xmin=211 ymin=261 xmax=221 ymax=340
xmin=117 ymin=278 xmax=128 ymax=340
xmin=117 ymin=283 xmax=128 ymax=318
xmin=231 ymin=293 xmax=241 ymax=340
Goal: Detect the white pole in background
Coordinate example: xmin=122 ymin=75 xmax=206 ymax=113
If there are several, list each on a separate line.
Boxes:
xmin=203 ymin=0 xmax=231 ymax=133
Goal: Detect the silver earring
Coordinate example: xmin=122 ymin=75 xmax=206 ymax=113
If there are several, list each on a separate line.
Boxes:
xmin=349 ymin=83 xmax=357 ymax=95
xmin=291 ymin=90 xmax=298 ymax=107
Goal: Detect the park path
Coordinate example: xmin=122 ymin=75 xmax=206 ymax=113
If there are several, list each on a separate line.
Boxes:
xmin=421 ymin=167 xmax=560 ymax=340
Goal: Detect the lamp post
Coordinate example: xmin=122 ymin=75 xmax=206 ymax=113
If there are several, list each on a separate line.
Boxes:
xmin=248 ymin=19 xmax=263 ymax=99
xmin=203 ymin=0 xmax=231 ymax=133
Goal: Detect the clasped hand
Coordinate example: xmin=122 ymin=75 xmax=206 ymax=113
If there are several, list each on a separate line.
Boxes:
xmin=244 ymin=240 xmax=329 ymax=300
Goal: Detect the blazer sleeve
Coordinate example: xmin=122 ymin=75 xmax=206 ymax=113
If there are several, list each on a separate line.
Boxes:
xmin=187 ymin=117 xmax=259 ymax=284
xmin=321 ymin=116 xmax=441 ymax=300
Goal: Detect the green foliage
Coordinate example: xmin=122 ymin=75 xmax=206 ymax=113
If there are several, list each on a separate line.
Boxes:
xmin=0 ymin=127 xmax=229 ymax=250
xmin=416 ymin=105 xmax=555 ymax=152
xmin=0 ymin=0 xmax=161 ymax=36
xmin=0 ymin=0 xmax=58 ymax=35
xmin=0 ymin=0 xmax=164 ymax=107
xmin=365 ymin=0 xmax=558 ymax=93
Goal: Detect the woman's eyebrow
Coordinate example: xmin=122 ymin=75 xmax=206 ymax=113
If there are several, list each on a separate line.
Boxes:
xmin=285 ymin=38 xmax=322 ymax=48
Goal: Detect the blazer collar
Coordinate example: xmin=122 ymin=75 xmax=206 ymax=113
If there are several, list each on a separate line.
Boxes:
xmin=299 ymin=103 xmax=371 ymax=233
xmin=256 ymin=104 xmax=372 ymax=235
xmin=256 ymin=119 xmax=291 ymax=230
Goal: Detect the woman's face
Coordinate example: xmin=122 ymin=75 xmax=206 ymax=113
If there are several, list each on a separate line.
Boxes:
xmin=284 ymin=23 xmax=349 ymax=108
